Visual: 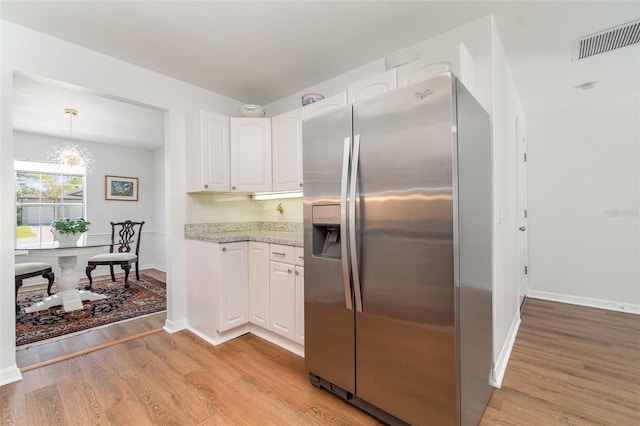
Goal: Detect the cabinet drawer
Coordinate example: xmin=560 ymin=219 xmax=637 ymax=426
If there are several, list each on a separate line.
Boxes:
xmin=295 ymin=246 xmax=304 ymax=266
xmin=270 ymin=244 xmax=295 ymax=263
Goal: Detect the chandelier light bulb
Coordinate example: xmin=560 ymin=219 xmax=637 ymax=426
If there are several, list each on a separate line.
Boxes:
xmin=46 ymin=108 xmax=94 ymax=173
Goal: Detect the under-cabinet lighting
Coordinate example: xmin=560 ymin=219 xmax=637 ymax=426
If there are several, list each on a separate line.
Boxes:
xmin=252 ymin=191 xmax=303 ymax=201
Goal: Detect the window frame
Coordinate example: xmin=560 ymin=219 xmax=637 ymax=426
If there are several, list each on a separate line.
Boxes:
xmin=15 ymin=160 xmax=88 ymax=244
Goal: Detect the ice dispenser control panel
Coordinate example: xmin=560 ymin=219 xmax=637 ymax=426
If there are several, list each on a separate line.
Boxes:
xmin=312 ymin=205 xmax=341 ymax=260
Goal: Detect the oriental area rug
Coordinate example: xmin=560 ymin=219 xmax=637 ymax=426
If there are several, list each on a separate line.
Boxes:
xmin=16 ymin=274 xmax=166 ymax=347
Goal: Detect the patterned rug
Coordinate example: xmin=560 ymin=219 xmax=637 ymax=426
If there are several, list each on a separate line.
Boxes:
xmin=16 ymin=274 xmax=166 ymax=347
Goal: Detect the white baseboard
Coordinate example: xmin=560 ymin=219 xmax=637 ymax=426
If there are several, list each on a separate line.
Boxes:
xmin=186 ymin=325 xmax=250 ymax=346
xmin=528 ymin=290 xmax=640 ymax=315
xmin=491 ymin=313 xmax=521 ymax=389
xmin=0 ymin=366 xmax=22 ymax=386
xmin=163 ymin=318 xmax=188 ymax=334
xmin=249 ymin=325 xmax=305 ymax=358
xmin=182 ymin=323 xmax=304 ymax=358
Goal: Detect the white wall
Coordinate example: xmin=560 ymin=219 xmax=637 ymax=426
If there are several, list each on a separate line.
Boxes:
xmin=527 ymin=90 xmax=640 ymax=311
xmin=13 ymin=130 xmax=164 ymax=278
xmin=1 ymin=20 xmax=243 ymax=384
xmin=151 ymin=146 xmax=166 ymax=270
xmin=490 ymin=19 xmax=526 ymax=384
xmin=186 ymin=193 xmax=303 ymax=224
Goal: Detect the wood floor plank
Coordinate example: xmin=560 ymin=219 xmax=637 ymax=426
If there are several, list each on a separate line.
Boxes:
xmin=24 ymin=383 xmax=68 ymax=425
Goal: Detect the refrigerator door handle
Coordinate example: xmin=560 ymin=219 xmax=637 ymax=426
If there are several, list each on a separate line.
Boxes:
xmin=349 ymin=134 xmax=363 ymax=312
xmin=340 ymin=136 xmax=353 ymax=311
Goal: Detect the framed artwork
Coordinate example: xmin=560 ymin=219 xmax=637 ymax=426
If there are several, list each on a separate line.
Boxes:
xmin=105 ymin=175 xmax=138 ymax=201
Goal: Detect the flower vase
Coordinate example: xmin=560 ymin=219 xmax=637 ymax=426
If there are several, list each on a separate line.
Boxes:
xmin=51 ymin=229 xmax=82 ymax=246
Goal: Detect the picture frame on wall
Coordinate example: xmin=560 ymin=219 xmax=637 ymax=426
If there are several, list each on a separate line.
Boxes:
xmin=105 ymin=175 xmax=139 ymax=201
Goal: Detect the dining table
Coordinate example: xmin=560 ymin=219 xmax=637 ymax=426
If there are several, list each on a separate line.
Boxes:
xmin=16 ymin=237 xmax=122 ymax=313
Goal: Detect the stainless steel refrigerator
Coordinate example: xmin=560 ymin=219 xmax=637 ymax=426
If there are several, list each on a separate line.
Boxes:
xmin=303 ymin=72 xmax=493 ymax=426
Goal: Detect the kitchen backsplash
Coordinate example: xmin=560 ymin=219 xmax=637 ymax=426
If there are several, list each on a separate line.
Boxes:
xmin=186 ymin=193 xmax=303 ymax=224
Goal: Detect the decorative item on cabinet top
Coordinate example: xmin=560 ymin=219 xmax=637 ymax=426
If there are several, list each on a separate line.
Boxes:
xmin=239 ymin=104 xmax=266 ymax=117
xmin=302 ymin=93 xmax=324 ymax=106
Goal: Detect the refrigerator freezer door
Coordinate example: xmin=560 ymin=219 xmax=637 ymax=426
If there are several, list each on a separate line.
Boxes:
xmin=353 ymin=74 xmax=458 ymax=424
xmin=303 ymin=105 xmax=356 ymax=394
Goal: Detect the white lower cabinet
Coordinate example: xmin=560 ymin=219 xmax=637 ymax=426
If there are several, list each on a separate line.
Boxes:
xmin=186 ymin=240 xmax=248 ymax=342
xmin=188 ymin=239 xmax=304 ymax=352
xmin=219 ymin=242 xmax=249 ymax=332
xmin=294 ymin=265 xmax=304 ymax=345
xmin=269 ymin=260 xmax=296 ymax=340
xmin=248 ymin=241 xmax=270 ymax=327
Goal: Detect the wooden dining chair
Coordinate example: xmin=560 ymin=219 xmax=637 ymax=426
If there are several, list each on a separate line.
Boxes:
xmin=15 ymin=262 xmax=55 ymax=313
xmin=85 ymin=220 xmax=145 ymax=290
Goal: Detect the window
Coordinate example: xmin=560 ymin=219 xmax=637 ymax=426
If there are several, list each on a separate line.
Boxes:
xmin=15 ymin=160 xmax=86 ymax=243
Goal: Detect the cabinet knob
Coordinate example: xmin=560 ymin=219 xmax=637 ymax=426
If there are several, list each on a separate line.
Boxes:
xmin=299 ymin=182 xmax=303 ymax=187
xmin=204 ymin=184 xmax=209 ymax=189
xmin=222 ymin=247 xmax=227 ymax=252
xmin=295 ymin=270 xmax=299 ymax=275
xmin=288 ymin=269 xmax=292 ymax=274
xmin=232 ymin=186 xmax=236 ymax=190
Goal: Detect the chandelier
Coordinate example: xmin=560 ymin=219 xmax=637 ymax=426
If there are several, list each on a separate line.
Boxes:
xmin=47 ymin=108 xmax=95 ymax=172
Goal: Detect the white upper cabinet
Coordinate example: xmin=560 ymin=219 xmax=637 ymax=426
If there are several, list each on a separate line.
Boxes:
xmin=347 ymin=69 xmax=397 ymax=104
xmin=186 ymin=110 xmax=230 ymax=192
xmin=272 ymin=108 xmax=303 ymax=191
xmin=397 ymin=60 xmax=452 ymax=88
xmin=302 ymin=92 xmax=347 ymax=119
xmin=230 ymin=117 xmax=272 ymax=192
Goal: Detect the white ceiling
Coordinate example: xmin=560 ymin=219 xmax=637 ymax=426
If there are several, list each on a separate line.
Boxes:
xmin=2 ymin=1 xmax=639 ymax=149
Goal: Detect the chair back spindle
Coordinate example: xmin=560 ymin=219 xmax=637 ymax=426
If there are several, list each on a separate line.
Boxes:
xmin=109 ymin=220 xmax=144 ymax=254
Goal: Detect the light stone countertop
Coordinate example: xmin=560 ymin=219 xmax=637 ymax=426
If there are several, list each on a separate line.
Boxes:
xmin=185 ymin=229 xmax=303 ymax=247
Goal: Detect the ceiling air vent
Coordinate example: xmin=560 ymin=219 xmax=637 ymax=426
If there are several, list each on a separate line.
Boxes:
xmin=572 ymin=19 xmax=640 ymax=61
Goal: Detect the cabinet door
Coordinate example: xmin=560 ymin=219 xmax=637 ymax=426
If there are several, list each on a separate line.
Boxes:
xmin=272 ymin=109 xmax=303 ymax=192
xmin=248 ymin=241 xmax=270 ymax=327
xmin=295 ymin=265 xmax=305 ymax=345
xmin=269 ymin=260 xmax=296 ymax=340
xmin=218 ymin=242 xmax=248 ymax=332
xmin=186 ymin=240 xmax=220 ymax=338
xmin=230 ymin=118 xmax=272 ymax=192
xmin=302 ymin=92 xmax=347 ymax=119
xmin=201 ymin=110 xmax=230 ymax=191
xmin=396 ymin=60 xmax=451 ymax=88
xmin=295 ymin=246 xmax=304 ymax=266
xmin=347 ymin=69 xmax=397 ymax=104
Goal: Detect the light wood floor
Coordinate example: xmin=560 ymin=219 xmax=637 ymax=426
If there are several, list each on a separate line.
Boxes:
xmin=5 ymin=293 xmax=639 ymax=424
xmin=480 ymin=298 xmax=639 ymax=425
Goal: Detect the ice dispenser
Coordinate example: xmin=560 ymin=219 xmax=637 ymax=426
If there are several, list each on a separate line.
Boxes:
xmin=312 ymin=205 xmax=341 ymax=259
